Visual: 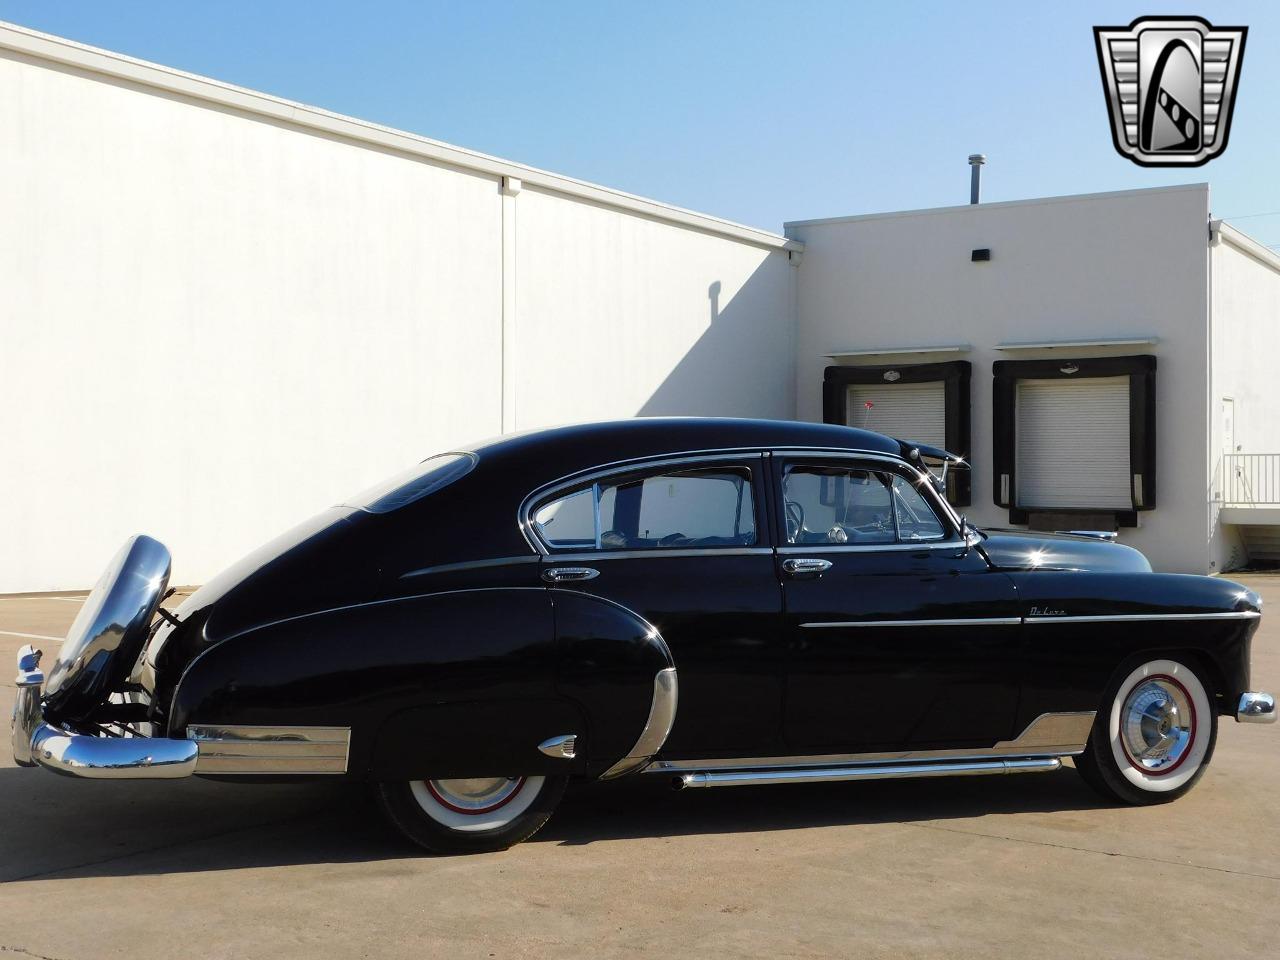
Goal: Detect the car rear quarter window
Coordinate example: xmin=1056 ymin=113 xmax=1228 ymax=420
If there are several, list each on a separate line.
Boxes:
xmin=345 ymin=452 xmax=477 ymax=514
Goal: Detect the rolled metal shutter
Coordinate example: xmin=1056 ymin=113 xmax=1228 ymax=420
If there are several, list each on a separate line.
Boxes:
xmin=1016 ymin=377 xmax=1131 ymax=509
xmin=846 ymin=381 xmax=946 ymax=447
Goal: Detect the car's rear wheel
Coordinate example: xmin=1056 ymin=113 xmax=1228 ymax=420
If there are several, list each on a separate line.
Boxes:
xmin=376 ymin=774 xmax=568 ymax=854
xmin=1075 ymin=657 xmax=1217 ymax=805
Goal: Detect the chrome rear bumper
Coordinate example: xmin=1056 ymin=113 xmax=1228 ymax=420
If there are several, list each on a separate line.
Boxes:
xmin=11 ymin=645 xmax=198 ymax=779
xmin=1238 ymin=691 xmax=1277 ymax=723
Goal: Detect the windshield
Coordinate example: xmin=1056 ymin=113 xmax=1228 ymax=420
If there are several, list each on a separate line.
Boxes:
xmin=344 ymin=452 xmax=477 ymax=514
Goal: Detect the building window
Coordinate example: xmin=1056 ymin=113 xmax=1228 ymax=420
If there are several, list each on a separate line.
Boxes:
xmin=822 ymin=361 xmax=971 ymax=506
xmin=992 ymin=355 xmax=1156 ymax=528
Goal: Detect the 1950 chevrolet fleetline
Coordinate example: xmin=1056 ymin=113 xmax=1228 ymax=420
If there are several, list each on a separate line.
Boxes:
xmin=11 ymin=419 xmax=1275 ymax=853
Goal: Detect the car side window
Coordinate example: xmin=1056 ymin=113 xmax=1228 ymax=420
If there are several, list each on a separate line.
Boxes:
xmin=533 ymin=466 xmax=757 ymax=550
xmin=782 ymin=465 xmax=947 ymax=545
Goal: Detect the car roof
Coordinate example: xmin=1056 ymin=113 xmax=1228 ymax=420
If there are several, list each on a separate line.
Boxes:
xmin=468 ymin=417 xmax=905 ymax=482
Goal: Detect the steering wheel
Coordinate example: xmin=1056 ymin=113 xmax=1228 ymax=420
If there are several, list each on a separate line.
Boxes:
xmin=785 ymin=500 xmax=805 ymax=541
xmin=658 ymin=532 xmax=689 ymax=546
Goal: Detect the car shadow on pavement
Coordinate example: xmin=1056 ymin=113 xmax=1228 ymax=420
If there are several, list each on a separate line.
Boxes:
xmin=541 ymin=766 xmax=1109 ymax=846
xmin=0 ymin=763 xmax=1110 ymax=881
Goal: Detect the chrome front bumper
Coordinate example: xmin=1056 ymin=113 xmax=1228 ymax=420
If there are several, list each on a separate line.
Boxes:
xmin=11 ymin=645 xmax=198 ymax=779
xmin=1238 ymin=691 xmax=1277 ymax=724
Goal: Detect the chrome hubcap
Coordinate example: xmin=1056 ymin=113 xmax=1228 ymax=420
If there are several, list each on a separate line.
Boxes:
xmin=425 ymin=776 xmax=524 ymax=813
xmin=1121 ymin=676 xmax=1195 ymax=774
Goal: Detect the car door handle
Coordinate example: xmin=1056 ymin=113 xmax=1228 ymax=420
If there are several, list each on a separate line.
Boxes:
xmin=542 ymin=566 xmax=600 ymax=583
xmin=782 ymin=558 xmax=832 ymax=578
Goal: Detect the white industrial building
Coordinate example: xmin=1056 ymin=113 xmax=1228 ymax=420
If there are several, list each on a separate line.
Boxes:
xmin=2 ymin=21 xmax=1278 ymax=591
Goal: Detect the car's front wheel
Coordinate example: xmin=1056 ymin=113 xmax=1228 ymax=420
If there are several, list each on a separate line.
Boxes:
xmin=376 ymin=775 xmax=568 ymax=854
xmin=1075 ymin=657 xmax=1217 ymax=805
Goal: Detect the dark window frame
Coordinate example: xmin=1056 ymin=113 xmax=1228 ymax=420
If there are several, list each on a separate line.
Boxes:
xmin=992 ymin=354 xmax=1156 ymax=527
xmin=822 ymin=361 xmax=972 ymax=506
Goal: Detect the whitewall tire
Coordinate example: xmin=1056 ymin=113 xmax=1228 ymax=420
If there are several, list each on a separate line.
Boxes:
xmin=1076 ymin=657 xmax=1218 ymax=805
xmin=377 ymin=774 xmax=568 ymax=854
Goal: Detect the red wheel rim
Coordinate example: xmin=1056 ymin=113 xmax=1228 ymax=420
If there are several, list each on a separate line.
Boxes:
xmin=424 ymin=777 xmax=526 ymax=814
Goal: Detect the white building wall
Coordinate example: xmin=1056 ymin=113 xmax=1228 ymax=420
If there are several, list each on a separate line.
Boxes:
xmin=1209 ymin=228 xmax=1280 ymax=570
xmin=514 ymin=187 xmax=795 ymax=428
xmin=787 ymin=185 xmax=1213 ymax=573
xmin=0 ymin=27 xmax=795 ymax=592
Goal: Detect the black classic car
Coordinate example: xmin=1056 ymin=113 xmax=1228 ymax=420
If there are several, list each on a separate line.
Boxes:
xmin=11 ymin=418 xmax=1275 ymax=853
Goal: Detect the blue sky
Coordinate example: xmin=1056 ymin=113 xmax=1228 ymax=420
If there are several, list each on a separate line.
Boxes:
xmin=2 ymin=2 xmax=1277 ymax=239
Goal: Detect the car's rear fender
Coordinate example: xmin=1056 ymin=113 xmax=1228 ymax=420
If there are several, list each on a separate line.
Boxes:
xmin=168 ymin=586 xmax=673 ymax=781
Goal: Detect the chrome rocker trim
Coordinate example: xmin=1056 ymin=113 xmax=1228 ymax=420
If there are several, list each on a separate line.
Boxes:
xmin=674 ymin=757 xmax=1061 ymax=789
xmin=646 ymin=711 xmax=1097 ymax=778
xmin=600 ymin=666 xmax=679 ymax=780
xmin=1237 ymin=691 xmax=1277 ymax=724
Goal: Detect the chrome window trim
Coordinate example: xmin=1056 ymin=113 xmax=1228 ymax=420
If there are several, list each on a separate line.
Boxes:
xmin=543 ymin=547 xmax=775 ymax=562
xmin=776 ymin=541 xmax=967 ymax=555
xmin=773 ymin=453 xmax=965 ymax=549
xmin=521 ymin=452 xmax=770 ymax=556
xmin=517 ymin=446 xmax=917 ymax=556
xmin=801 ymin=617 xmax=1022 ymax=629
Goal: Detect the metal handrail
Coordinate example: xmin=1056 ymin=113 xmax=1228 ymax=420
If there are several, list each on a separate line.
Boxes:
xmin=1221 ymin=454 xmax=1280 ymax=506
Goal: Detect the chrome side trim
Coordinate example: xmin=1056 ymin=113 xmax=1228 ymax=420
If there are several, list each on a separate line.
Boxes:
xmin=600 ymin=666 xmax=679 ymax=780
xmin=801 ymin=617 xmax=1021 ymax=629
xmin=28 ymin=724 xmax=198 ymax=779
xmin=1237 ymin=691 xmax=1276 ymax=724
xmin=1025 ymin=611 xmax=1261 ymax=624
xmin=993 ymin=711 xmax=1096 ymax=751
xmin=646 ymin=710 xmax=1096 ymax=774
xmin=400 ymin=555 xmax=539 ymax=579
xmin=188 ymin=725 xmax=351 ymax=775
xmin=675 ymin=756 xmax=1061 ymax=789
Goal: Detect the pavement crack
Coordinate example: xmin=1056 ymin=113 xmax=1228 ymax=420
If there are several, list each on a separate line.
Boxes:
xmin=907 ymin=821 xmax=1280 ymax=881
xmin=1 ymin=946 xmax=72 ymax=960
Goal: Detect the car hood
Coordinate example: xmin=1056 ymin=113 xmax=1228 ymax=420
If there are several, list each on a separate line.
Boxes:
xmin=975 ymin=528 xmax=1152 ymax=573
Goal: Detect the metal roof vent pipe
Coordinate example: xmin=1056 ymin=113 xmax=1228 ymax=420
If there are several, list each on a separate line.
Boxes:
xmin=968 ymin=154 xmax=986 ymax=204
